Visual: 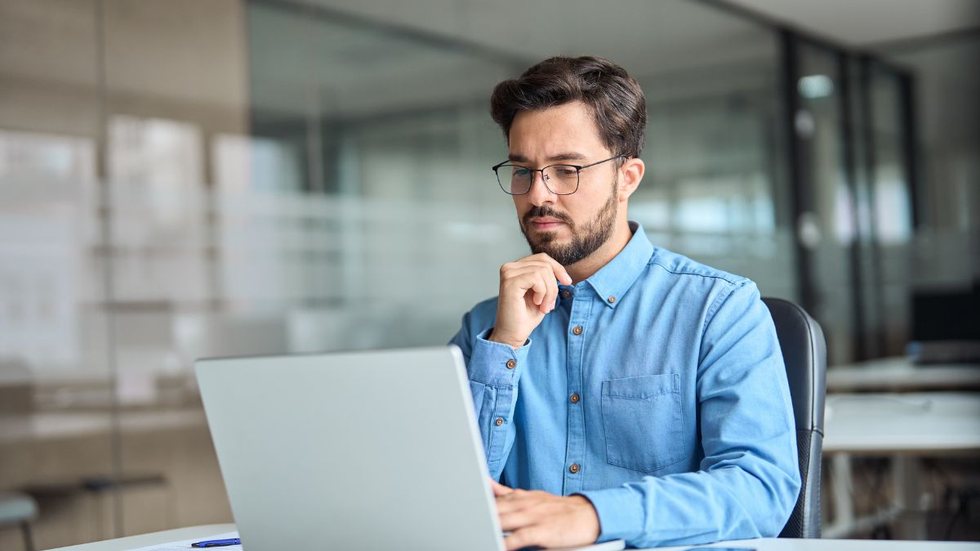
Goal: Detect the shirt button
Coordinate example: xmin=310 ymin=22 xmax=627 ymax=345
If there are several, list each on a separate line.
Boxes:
xmin=561 ymin=290 xmax=572 ymax=300
xmin=569 ymin=393 xmax=580 ymax=404
xmin=571 ymin=325 xmax=583 ymax=336
xmin=505 ymin=359 xmax=517 ymax=369
xmin=495 ymin=417 xmax=505 ymax=427
xmin=568 ymin=463 xmax=580 ymax=474
xmin=607 ymin=295 xmax=616 ymax=304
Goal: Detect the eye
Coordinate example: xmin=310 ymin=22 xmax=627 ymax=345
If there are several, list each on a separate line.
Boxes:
xmin=513 ymin=167 xmax=531 ymax=177
xmin=554 ymin=166 xmax=578 ymax=177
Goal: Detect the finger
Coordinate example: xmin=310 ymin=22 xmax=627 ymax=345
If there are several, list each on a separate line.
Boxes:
xmin=541 ymin=273 xmax=559 ymax=312
xmin=503 ymin=525 xmax=545 ymax=551
xmin=506 ymin=257 xmax=556 ymax=275
xmin=494 ymin=492 xmax=532 ymax=515
xmin=501 ymin=269 xmax=548 ymax=306
xmin=541 ymin=254 xmax=573 ymax=285
xmin=490 ymin=479 xmax=513 ymax=497
xmin=506 ymin=260 xmax=565 ymax=287
xmin=518 ymin=267 xmax=556 ymax=313
xmin=521 ymin=258 xmax=567 ymax=281
xmin=501 ymin=265 xmax=558 ymax=311
xmin=527 ymin=263 xmax=564 ymax=310
xmin=498 ymin=509 xmax=534 ymax=532
xmin=528 ymin=273 xmax=548 ymax=307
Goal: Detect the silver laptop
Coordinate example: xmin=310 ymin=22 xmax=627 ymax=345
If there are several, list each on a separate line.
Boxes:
xmin=196 ymin=346 xmax=624 ymax=551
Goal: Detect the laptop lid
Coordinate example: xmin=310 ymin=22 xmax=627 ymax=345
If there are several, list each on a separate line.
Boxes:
xmin=195 ymin=346 xmax=503 ymax=551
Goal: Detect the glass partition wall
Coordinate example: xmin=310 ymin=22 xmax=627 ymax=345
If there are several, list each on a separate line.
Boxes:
xmin=782 ymin=34 xmax=917 ymax=366
xmin=0 ymin=1 xmax=244 ymax=548
xmin=0 ymin=0 xmax=946 ymax=548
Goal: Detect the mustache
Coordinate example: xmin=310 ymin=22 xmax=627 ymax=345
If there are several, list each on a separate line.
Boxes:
xmin=523 ymin=206 xmax=573 ymax=227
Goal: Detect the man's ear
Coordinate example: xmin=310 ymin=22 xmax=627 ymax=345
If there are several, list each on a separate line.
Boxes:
xmin=618 ymin=157 xmax=644 ymax=201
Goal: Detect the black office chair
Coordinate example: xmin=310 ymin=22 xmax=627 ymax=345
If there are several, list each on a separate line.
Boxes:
xmin=762 ymin=297 xmax=827 ymax=539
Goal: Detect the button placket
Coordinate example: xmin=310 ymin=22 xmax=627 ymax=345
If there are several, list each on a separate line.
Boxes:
xmin=563 ymin=292 xmax=591 ymax=494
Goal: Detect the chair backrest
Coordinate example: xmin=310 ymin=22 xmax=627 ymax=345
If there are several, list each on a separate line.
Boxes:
xmin=762 ymin=297 xmax=827 ymax=538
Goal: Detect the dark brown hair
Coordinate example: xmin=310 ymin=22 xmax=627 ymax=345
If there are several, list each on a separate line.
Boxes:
xmin=490 ymin=56 xmax=647 ymax=158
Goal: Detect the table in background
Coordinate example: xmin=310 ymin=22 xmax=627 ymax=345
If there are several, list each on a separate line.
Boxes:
xmin=822 ymin=391 xmax=980 ymax=538
xmin=827 ymin=357 xmax=980 ymax=393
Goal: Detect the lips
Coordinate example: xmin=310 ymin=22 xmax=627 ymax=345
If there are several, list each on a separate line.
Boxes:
xmin=528 ymin=217 xmax=564 ymax=231
xmin=523 ymin=207 xmax=572 ymax=233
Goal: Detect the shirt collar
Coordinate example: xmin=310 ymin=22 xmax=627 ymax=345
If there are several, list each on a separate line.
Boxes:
xmin=576 ymin=221 xmax=653 ymax=309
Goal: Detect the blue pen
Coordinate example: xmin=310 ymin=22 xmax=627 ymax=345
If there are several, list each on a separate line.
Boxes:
xmin=191 ymin=537 xmax=241 ymax=548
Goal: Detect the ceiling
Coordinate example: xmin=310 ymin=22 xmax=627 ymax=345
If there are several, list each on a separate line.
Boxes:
xmin=3 ymin=0 xmax=975 ymax=124
xmin=301 ymin=0 xmax=980 ymax=58
xmin=722 ymin=0 xmax=980 ymax=48
xmin=295 ymin=0 xmax=779 ymax=74
xmin=252 ymin=0 xmax=782 ymax=117
xmin=265 ymin=0 xmax=979 ymax=117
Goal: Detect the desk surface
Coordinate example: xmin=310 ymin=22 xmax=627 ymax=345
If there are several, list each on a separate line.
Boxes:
xmin=828 ymin=357 xmax=980 ymax=392
xmin=47 ymin=524 xmax=236 ymax=551
xmin=47 ymin=524 xmax=980 ymax=550
xmin=658 ymin=540 xmax=980 ymax=550
xmin=823 ymin=392 xmax=980 ymax=454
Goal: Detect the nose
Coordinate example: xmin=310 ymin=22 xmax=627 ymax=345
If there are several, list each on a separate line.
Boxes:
xmin=526 ymin=169 xmax=556 ymax=206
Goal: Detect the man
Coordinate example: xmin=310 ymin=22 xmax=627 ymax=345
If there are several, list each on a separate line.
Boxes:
xmin=449 ymin=56 xmax=800 ymax=550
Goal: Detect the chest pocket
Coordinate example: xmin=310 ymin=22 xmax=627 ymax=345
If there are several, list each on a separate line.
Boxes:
xmin=601 ymin=373 xmax=685 ymax=474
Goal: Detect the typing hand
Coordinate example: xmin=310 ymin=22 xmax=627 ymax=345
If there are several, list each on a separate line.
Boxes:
xmin=492 ymin=480 xmax=600 ymax=550
xmin=489 ymin=253 xmax=572 ymax=349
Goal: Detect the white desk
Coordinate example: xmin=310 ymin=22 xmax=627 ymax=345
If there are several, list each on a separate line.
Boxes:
xmin=827 ymin=357 xmax=980 ymax=393
xmin=47 ymin=524 xmax=235 ymax=551
xmin=46 ymin=524 xmax=980 ymax=551
xmin=657 ymin=540 xmax=980 ymax=550
xmin=823 ymin=392 xmax=980 ymax=454
xmin=822 ymin=392 xmax=980 ymax=539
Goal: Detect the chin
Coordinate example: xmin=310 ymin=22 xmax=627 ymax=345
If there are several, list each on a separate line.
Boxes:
xmin=529 ymin=233 xmax=560 ymax=249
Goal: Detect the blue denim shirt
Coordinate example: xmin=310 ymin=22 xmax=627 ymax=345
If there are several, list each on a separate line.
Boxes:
xmin=449 ymin=223 xmax=800 ymax=548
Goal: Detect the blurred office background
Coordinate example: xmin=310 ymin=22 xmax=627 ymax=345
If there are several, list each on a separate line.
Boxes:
xmin=0 ymin=0 xmax=977 ymax=548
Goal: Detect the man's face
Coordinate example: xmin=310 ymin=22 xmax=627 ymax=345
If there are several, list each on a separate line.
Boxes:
xmin=507 ymin=101 xmax=620 ymax=266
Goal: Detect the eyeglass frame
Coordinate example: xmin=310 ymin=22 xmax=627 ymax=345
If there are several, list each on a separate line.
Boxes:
xmin=491 ymin=154 xmax=626 ymax=196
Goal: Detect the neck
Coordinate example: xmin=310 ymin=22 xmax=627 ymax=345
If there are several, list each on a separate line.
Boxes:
xmin=565 ymin=220 xmax=633 ymax=283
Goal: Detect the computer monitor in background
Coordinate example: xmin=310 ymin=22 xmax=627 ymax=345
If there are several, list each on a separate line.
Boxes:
xmin=909 ymin=281 xmax=980 ymax=364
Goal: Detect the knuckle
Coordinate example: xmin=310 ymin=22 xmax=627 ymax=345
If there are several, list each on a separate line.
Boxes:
xmin=520 ymin=527 xmax=543 ymax=545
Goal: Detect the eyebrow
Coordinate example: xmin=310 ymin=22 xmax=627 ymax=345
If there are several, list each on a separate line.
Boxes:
xmin=508 ymin=152 xmax=588 ymax=164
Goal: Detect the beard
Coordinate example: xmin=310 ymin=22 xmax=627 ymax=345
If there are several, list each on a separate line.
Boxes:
xmin=520 ymin=182 xmax=618 ymax=266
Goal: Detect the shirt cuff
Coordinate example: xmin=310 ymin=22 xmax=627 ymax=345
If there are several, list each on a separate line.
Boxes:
xmin=577 ymin=486 xmax=644 ymax=543
xmin=466 ymin=328 xmax=530 ymax=386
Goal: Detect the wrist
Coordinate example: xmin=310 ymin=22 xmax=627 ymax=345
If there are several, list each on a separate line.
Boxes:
xmin=487 ymin=329 xmax=527 ymax=349
xmin=569 ymin=495 xmax=601 ymax=542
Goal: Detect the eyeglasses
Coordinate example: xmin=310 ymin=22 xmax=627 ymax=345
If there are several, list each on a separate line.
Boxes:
xmin=491 ymin=155 xmax=624 ymax=195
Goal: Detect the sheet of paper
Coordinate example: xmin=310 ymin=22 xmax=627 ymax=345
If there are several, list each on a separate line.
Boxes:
xmin=129 ymin=531 xmax=241 ymax=551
